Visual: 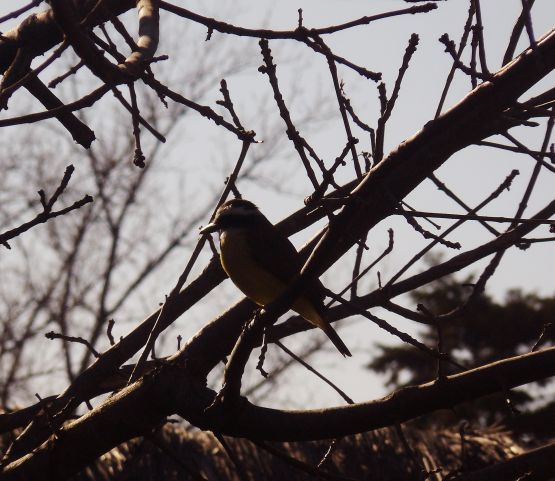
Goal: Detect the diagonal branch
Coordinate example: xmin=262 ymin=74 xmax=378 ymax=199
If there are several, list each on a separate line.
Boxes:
xmin=0 ymin=166 xmax=93 ymax=249
xmin=2 ymin=346 xmax=553 ymax=480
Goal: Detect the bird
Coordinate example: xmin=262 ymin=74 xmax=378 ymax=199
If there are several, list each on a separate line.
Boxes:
xmin=200 ymin=198 xmax=351 ymax=357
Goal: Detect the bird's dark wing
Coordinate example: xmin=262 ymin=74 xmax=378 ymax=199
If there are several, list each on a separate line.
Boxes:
xmin=246 ymin=217 xmax=302 ymax=282
xmin=247 ymin=217 xmax=325 ymax=305
xmin=248 ymin=218 xmax=350 ymax=357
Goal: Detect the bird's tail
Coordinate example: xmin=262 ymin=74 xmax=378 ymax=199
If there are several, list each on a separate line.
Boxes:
xmin=321 ymin=321 xmax=352 ymax=357
xmin=292 ymin=296 xmax=351 ymax=357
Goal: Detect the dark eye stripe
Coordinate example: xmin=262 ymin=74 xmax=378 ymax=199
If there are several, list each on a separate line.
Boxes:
xmin=227 ymin=206 xmax=255 ymax=216
xmin=221 ymin=199 xmax=258 ymax=211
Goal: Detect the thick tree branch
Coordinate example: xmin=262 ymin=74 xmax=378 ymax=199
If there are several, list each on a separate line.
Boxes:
xmin=208 ymin=347 xmax=555 ymax=441
xmin=159 ymin=2 xmax=436 ymax=39
xmin=211 ymin=28 xmax=555 ymax=361
xmin=0 ymin=1 xmax=135 ymax=75
xmin=2 ymin=347 xmax=553 ymax=480
xmin=272 ymin=197 xmax=555 ymax=341
xmin=292 ymin=27 xmax=555 ymax=285
xmin=1 ymin=188 xmax=350 ymax=460
xmin=120 ymin=0 xmax=160 ymax=76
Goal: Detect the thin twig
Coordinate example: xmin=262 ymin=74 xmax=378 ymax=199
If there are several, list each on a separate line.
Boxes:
xmin=217 ymin=79 xmax=244 ymax=130
xmin=106 ymin=319 xmax=115 ymax=346
xmin=471 ymin=0 xmax=490 ymax=74
xmin=111 ymin=86 xmax=166 ymax=142
xmin=0 ymin=41 xmax=69 ymax=108
xmin=251 ymin=439 xmax=358 ymax=481
xmin=478 ymin=140 xmax=555 ymax=162
xmin=375 ymin=34 xmax=419 ymax=163
xmin=399 ymin=207 xmax=461 ymax=250
xmin=387 ymin=169 xmax=518 ymax=286
xmin=435 ymin=2 xmax=475 ymax=117
xmin=439 ymin=33 xmax=491 ymax=81
xmin=0 ymin=83 xmax=111 ymax=128
xmin=330 ymin=228 xmax=394 ymax=305
xmin=0 ymin=166 xmax=93 ymax=248
xmin=128 ymin=82 xmax=146 ymax=167
xmin=256 ymin=328 xmax=269 ymax=378
xmin=48 ymin=60 xmax=85 ymax=89
xmin=160 ymin=1 xmax=436 ymax=38
xmin=129 ymin=140 xmax=253 ymax=384
xmin=503 ymin=0 xmax=537 ymax=65
xmin=393 ymin=210 xmax=555 ymax=226
xmin=276 ymin=341 xmax=354 ymax=404
xmin=259 ymin=39 xmax=321 ymax=188
xmin=323 ymin=289 xmax=464 ymax=369
xmin=311 ymin=34 xmax=362 ymax=177
xmin=429 ymin=173 xmax=500 ymax=235
xmin=0 ymin=0 xmax=42 ymax=23
xmin=305 ymin=140 xmax=354 ymax=205
xmin=502 ymin=131 xmax=555 ymax=174
xmin=531 ymin=322 xmax=552 ymax=352
xmin=45 ymin=332 xmax=100 ymax=358
xmin=519 ymin=0 xmax=537 ymax=51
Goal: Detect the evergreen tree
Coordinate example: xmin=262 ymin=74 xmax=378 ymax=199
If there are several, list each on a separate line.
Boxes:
xmin=369 ymin=273 xmax=555 ymax=435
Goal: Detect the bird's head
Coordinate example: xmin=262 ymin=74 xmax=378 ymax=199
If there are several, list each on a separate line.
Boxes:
xmin=200 ymin=199 xmax=263 ymax=234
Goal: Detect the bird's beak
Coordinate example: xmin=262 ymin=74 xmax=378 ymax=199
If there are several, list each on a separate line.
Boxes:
xmin=199 ymin=222 xmax=219 ymax=235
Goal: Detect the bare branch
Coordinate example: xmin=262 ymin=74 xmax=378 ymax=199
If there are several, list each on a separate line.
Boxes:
xmin=0 ymin=166 xmax=93 ymax=249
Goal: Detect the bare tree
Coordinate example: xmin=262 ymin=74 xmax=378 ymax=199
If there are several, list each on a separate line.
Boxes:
xmin=0 ymin=1 xmax=332 ymax=403
xmin=0 ymin=1 xmax=554 ymax=480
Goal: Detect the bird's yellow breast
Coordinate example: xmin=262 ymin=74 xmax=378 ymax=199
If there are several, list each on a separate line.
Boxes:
xmin=220 ymin=229 xmax=283 ymax=305
xmin=219 ymin=229 xmax=324 ymax=327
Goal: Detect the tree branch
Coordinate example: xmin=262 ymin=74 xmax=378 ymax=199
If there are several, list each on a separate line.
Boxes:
xmin=0 ymin=166 xmax=93 ymax=249
xmin=2 ymin=347 xmax=553 ymax=480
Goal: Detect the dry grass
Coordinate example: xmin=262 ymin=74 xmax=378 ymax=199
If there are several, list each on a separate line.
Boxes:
xmin=67 ymin=423 xmax=528 ymax=481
